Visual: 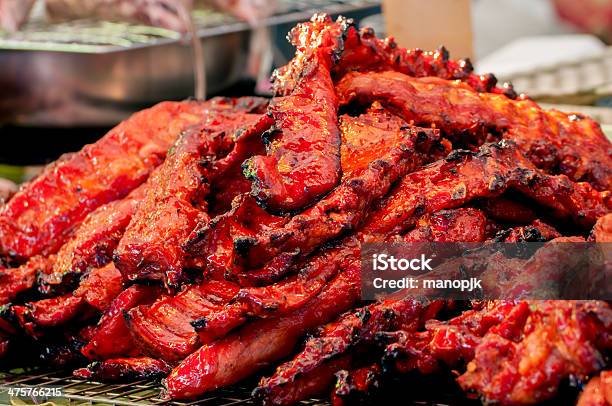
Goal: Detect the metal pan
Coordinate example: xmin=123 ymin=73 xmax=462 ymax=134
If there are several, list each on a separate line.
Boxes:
xmin=0 ymin=1 xmax=381 ymax=127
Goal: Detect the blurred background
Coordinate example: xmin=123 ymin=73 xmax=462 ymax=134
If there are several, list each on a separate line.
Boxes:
xmin=1 ymin=0 xmax=612 ymax=196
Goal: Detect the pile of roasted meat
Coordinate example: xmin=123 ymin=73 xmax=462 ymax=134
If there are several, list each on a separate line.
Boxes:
xmin=1 ymin=14 xmax=611 ymax=406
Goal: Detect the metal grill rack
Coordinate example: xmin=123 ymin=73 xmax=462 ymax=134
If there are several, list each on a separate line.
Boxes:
xmin=0 ymin=368 xmax=329 ymax=406
xmin=0 ymin=0 xmax=381 ymax=52
xmin=0 ymin=366 xmax=486 ymax=406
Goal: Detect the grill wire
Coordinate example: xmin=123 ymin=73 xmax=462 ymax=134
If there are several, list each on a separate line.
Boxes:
xmin=0 ymin=0 xmax=381 ymax=52
xmin=0 ymin=367 xmax=482 ymax=406
xmin=0 ymin=367 xmax=330 ymax=406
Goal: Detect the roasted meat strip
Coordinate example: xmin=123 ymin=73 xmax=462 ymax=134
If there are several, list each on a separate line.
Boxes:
xmin=163 ymin=262 xmax=361 ymax=400
xmin=73 ymin=262 xmax=124 ymax=312
xmin=337 ymin=70 xmax=612 ymax=190
xmin=0 ymin=255 xmax=52 ymax=305
xmin=253 ymin=300 xmax=435 ymax=405
xmin=74 ymin=357 xmax=171 ymax=382
xmin=207 ymin=121 xmax=267 ymax=216
xmin=115 ymin=110 xmax=272 ymax=288
xmin=244 ymin=14 xmax=345 ymax=212
xmin=233 ymin=113 xmax=445 ymax=278
xmin=38 ymin=182 xmax=147 ymax=295
xmin=126 ymin=279 xmax=240 ymax=362
xmin=362 ymin=141 xmax=610 ymax=236
xmin=274 ymin=16 xmax=515 ymax=99
xmin=0 ymin=100 xmax=215 ymax=261
xmin=457 ymin=301 xmax=611 ymax=404
xmin=577 ymin=371 xmax=612 ymax=406
xmin=81 ymin=285 xmax=160 ymax=360
xmin=12 ymin=294 xmax=92 ymax=338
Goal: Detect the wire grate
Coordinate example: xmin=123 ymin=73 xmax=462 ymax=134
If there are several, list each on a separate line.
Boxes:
xmin=0 ymin=368 xmax=330 ymax=406
xmin=0 ymin=0 xmax=380 ymax=52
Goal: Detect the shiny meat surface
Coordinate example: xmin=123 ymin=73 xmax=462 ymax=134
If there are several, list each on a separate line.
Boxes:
xmin=0 ymin=100 xmax=213 ymax=260
xmin=0 ymin=13 xmax=610 ymax=406
xmin=337 ymin=71 xmax=612 ymax=191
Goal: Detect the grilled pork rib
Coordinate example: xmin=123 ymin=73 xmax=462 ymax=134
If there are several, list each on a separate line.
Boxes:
xmin=0 ymin=13 xmax=610 ymax=406
xmin=337 ymin=71 xmax=612 ymax=191
xmin=0 ymin=100 xmax=215 ymax=261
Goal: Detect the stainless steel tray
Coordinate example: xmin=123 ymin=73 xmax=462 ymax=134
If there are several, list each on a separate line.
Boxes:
xmin=0 ymin=0 xmax=380 ymax=127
